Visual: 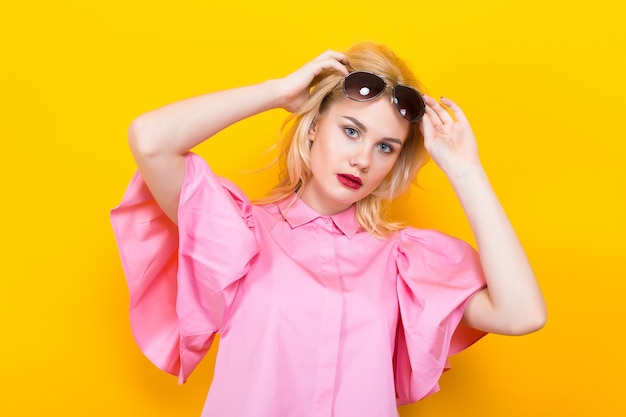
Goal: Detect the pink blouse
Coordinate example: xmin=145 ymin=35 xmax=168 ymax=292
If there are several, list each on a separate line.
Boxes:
xmin=110 ymin=153 xmax=487 ymax=417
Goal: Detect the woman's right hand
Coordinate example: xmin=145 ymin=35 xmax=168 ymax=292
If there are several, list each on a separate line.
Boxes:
xmin=276 ymin=50 xmax=350 ymax=113
xmin=127 ymin=50 xmax=349 ymax=224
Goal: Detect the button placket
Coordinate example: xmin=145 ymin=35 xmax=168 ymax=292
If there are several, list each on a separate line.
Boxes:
xmin=313 ymin=218 xmax=344 ymax=416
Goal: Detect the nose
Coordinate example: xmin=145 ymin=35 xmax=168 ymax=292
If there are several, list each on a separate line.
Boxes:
xmin=349 ymin=144 xmax=370 ymax=172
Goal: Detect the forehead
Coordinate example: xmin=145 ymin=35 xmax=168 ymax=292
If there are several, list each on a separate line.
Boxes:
xmin=326 ymin=96 xmax=410 ymax=140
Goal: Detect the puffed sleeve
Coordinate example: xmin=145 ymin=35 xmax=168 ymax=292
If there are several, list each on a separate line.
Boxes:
xmin=394 ymin=228 xmax=487 ymax=405
xmin=110 ymin=152 xmax=259 ymax=383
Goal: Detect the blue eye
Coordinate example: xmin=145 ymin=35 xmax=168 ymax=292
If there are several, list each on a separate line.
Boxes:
xmin=344 ymin=127 xmax=359 ymax=138
xmin=377 ymin=143 xmax=393 ymax=153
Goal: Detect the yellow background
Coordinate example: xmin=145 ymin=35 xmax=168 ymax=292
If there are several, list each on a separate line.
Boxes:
xmin=1 ymin=0 xmax=624 ymax=416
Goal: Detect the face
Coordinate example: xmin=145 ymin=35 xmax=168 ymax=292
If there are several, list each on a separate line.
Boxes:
xmin=300 ymin=95 xmax=410 ymax=215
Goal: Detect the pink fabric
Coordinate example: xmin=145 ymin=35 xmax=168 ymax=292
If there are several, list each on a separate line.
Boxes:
xmin=111 ymin=153 xmax=487 ymax=417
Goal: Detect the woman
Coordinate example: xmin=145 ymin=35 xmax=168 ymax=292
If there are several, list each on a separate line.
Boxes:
xmin=111 ymin=42 xmax=546 ymax=416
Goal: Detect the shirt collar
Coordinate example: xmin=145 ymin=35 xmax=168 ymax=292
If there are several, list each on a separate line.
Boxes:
xmin=277 ymin=195 xmax=361 ymax=239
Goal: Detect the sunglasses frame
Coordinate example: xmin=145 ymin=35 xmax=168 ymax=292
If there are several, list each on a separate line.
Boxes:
xmin=341 ymin=71 xmax=426 ymax=123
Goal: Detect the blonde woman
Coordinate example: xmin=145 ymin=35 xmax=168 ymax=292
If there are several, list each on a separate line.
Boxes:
xmin=111 ymin=42 xmax=546 ymax=417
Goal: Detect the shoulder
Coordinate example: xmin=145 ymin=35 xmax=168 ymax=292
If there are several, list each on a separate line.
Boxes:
xmin=394 ymin=227 xmax=483 ymax=284
xmin=397 ymin=227 xmax=477 ymax=257
xmin=179 ymin=152 xmax=253 ymax=218
xmin=182 ymin=153 xmax=247 ymax=198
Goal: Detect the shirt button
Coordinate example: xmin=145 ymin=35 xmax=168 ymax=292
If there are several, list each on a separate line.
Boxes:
xmin=324 ymin=218 xmax=331 ymax=224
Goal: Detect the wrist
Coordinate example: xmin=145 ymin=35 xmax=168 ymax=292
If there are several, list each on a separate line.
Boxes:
xmin=444 ymin=162 xmax=487 ymax=189
xmin=255 ymin=79 xmax=289 ymax=111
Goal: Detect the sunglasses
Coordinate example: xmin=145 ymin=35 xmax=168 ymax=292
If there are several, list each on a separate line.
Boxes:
xmin=342 ymin=71 xmax=426 ymax=123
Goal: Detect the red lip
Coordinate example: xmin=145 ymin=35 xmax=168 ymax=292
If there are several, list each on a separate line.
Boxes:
xmin=337 ymin=174 xmax=363 ymax=190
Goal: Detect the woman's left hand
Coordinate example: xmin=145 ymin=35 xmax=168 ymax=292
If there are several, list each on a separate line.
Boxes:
xmin=420 ymin=95 xmax=481 ymax=175
xmin=421 ymin=96 xmax=547 ymax=336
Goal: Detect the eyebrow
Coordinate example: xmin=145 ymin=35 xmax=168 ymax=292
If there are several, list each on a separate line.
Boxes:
xmin=341 ymin=116 xmax=404 ymax=145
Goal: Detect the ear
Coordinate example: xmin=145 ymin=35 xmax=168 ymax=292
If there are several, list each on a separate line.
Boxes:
xmin=308 ymin=120 xmax=317 ymax=142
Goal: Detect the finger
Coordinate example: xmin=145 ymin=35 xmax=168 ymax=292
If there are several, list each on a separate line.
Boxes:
xmin=423 ymin=95 xmax=454 ymax=125
xmin=321 ymin=58 xmax=349 ymax=75
xmin=419 ymin=107 xmax=436 ymax=144
xmin=314 ymin=50 xmax=349 ymax=66
xmin=306 ymin=59 xmax=349 ymax=78
xmin=440 ymin=97 xmax=468 ymax=123
xmin=423 ymin=101 xmax=446 ymax=131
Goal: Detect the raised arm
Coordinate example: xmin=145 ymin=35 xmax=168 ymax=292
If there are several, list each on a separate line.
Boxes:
xmin=127 ymin=51 xmax=349 ymax=223
xmin=421 ymin=95 xmax=547 ymax=336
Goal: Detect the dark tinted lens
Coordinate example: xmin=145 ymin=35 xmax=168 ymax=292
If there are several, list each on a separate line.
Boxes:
xmin=344 ymin=72 xmax=386 ymax=101
xmin=393 ymin=85 xmax=425 ymax=122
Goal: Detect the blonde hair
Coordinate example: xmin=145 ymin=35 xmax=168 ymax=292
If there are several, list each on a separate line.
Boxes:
xmin=257 ymin=42 xmax=428 ymax=237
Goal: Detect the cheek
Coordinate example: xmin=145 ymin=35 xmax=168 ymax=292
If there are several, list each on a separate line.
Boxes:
xmin=312 ymin=131 xmax=343 ymax=160
xmin=374 ymin=155 xmax=399 ymax=177
xmin=309 ymin=139 xmax=336 ymax=174
xmin=366 ymin=158 xmax=399 ymax=192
